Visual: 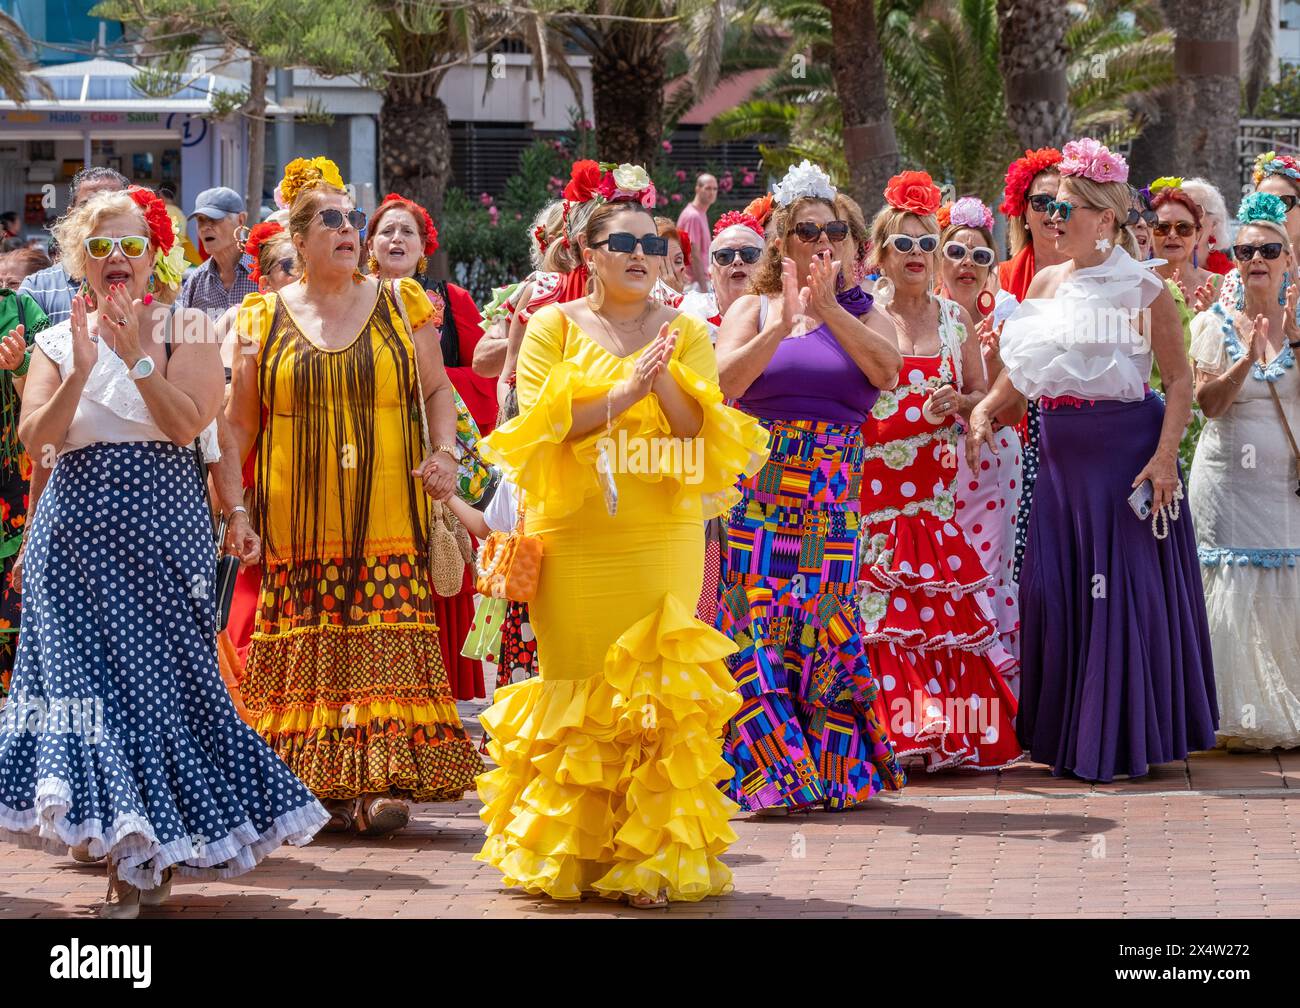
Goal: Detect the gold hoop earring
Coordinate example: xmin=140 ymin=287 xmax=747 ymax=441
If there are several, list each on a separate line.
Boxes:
xmin=589 ymin=271 xmax=605 ymax=310
xmin=366 ymin=254 xmax=378 ymax=274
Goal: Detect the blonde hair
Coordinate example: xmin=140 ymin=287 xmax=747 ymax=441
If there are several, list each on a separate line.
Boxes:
xmin=258 ymin=233 xmax=297 ymax=284
xmin=51 ymin=191 xmax=150 ymax=283
xmin=1056 ymin=175 xmax=1138 ymax=258
xmin=867 ymin=205 xmax=939 ymax=271
xmin=749 ymin=195 xmax=836 ymax=295
xmin=1008 ymin=166 xmax=1061 ymax=257
xmin=529 ymin=200 xmax=566 ymax=271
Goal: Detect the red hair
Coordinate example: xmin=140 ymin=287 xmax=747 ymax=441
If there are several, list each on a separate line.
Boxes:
xmin=1150 ymin=187 xmax=1203 ymax=229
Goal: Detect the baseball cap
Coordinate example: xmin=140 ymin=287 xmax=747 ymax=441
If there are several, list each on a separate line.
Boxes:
xmin=188 ymin=187 xmax=245 ymax=221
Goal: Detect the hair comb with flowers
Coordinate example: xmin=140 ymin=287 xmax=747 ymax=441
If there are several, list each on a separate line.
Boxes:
xmin=1252 ymin=150 xmax=1300 ymax=186
xmin=949 ymin=196 xmax=994 ymax=232
xmin=772 ymin=160 xmax=836 ymax=207
xmin=714 ymin=210 xmax=765 ymax=239
xmin=280 ymin=156 xmax=345 ymax=206
xmin=1058 ymin=138 xmax=1128 ymax=185
xmin=1238 ymin=191 xmax=1289 ymax=227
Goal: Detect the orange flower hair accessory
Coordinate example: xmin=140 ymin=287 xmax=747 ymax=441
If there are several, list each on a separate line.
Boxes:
xmin=999 ymin=147 xmax=1063 ymax=217
xmin=375 ymin=193 xmax=439 ymax=256
xmin=280 ymin=156 xmax=345 ymax=206
xmin=742 ymin=193 xmax=774 ymax=227
xmin=936 ymin=203 xmax=952 ymax=231
xmin=243 ymin=221 xmax=285 ymax=285
xmin=883 ymin=170 xmax=942 ymax=216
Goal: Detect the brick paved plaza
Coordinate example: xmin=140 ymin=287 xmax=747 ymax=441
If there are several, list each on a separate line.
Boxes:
xmin=4 ymin=698 xmax=1299 ymax=920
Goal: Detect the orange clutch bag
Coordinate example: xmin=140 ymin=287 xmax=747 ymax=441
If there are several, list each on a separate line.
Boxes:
xmin=475 ymin=493 xmax=543 ymax=602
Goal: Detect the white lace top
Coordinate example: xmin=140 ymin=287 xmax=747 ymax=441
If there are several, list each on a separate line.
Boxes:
xmin=999 ymin=247 xmax=1167 ymax=401
xmin=35 ymin=319 xmax=220 ymax=460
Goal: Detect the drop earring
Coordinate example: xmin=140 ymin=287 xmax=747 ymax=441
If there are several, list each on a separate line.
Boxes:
xmin=1095 ymin=234 xmax=1112 ymax=253
xmin=352 ymin=268 xmax=364 ymax=284
xmin=417 ymin=256 xmax=428 ymax=275
xmin=366 ymin=255 xmax=379 ymax=274
xmin=1280 ymin=271 xmax=1291 ymax=307
xmin=78 ymin=281 xmax=97 ymax=310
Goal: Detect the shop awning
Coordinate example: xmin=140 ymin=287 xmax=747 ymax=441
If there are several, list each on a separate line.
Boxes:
xmin=0 ymin=58 xmax=290 ymax=115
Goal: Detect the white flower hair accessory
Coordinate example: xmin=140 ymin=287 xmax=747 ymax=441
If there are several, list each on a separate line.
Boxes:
xmin=772 ymin=160 xmax=836 ymax=206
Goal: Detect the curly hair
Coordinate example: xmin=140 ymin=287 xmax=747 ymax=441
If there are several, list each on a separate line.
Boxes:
xmin=748 ymin=195 xmax=836 ymax=295
xmin=51 ymin=190 xmax=150 ymax=284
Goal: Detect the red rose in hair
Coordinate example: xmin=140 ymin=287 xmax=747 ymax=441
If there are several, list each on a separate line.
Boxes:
xmin=127 ymin=186 xmax=175 ymax=254
xmin=999 ymin=147 xmax=1063 ymax=218
xmin=883 ymin=171 xmax=942 ymax=216
xmin=563 ymin=160 xmax=603 ymax=202
xmin=594 ymin=171 xmax=618 ymax=201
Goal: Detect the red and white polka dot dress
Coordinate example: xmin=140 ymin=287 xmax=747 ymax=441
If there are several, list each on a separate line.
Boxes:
xmin=856 ymin=301 xmax=1022 ymax=772
xmin=955 ymin=425 xmax=1023 ymax=695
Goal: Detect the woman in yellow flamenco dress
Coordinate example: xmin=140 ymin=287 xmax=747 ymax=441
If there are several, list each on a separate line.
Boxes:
xmin=474 ymin=171 xmax=769 ymax=906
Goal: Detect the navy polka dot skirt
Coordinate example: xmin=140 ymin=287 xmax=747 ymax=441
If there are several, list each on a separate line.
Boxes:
xmin=0 ymin=441 xmax=329 ymax=890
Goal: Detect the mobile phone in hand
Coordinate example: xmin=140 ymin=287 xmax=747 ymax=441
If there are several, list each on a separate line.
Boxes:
xmin=1127 ymin=479 xmax=1154 ymax=520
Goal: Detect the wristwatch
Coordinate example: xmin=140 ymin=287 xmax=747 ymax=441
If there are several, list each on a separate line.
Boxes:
xmin=129 ymin=356 xmax=155 ymax=381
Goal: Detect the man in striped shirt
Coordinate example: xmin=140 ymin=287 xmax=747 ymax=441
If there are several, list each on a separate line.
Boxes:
xmin=18 ymin=167 xmax=129 ymax=326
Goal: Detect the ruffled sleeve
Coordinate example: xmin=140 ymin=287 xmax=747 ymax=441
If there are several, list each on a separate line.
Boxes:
xmin=397 ymin=276 xmax=436 ymax=331
xmin=651 ymin=314 xmax=769 ymax=518
xmin=1189 ymin=309 xmax=1228 ymax=374
xmin=479 ymin=304 xmax=615 ymax=518
xmin=235 ymin=292 xmax=276 ymax=359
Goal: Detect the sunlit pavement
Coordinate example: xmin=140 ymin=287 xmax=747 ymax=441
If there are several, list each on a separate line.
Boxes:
xmin=4 ymin=695 xmax=1298 ymax=919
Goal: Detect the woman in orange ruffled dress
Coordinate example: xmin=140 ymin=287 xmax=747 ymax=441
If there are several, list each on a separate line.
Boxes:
xmin=474 ymin=162 xmax=768 ymax=906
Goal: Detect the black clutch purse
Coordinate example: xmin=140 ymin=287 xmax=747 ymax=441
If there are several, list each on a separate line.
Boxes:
xmin=212 ymin=514 xmax=240 ymax=632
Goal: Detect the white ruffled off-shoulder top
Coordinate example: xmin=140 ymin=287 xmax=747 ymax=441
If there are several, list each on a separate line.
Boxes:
xmin=35 ymin=320 xmax=220 ymax=460
xmin=999 ymin=247 xmax=1167 ymax=402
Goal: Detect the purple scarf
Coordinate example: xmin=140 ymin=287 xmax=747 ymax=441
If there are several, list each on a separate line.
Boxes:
xmin=836 ymin=284 xmax=874 ymax=317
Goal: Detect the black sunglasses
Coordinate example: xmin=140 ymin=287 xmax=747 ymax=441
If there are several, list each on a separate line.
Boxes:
xmin=593 ymin=231 xmax=669 ymax=256
xmin=277 ymin=257 xmax=298 ymax=276
xmin=1127 ymin=207 xmax=1158 ymax=227
xmin=1232 ymin=242 xmax=1284 ymax=261
xmin=317 ymin=208 xmax=367 ymax=231
xmin=792 ymin=220 xmax=850 ymax=243
xmin=1026 ymin=193 xmax=1055 ymax=214
xmin=712 ymin=245 xmax=763 ymax=266
xmin=1276 ymin=194 xmax=1300 ymax=212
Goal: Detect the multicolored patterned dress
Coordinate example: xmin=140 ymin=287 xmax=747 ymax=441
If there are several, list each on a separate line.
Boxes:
xmin=859 ymin=297 xmax=1022 ymax=772
xmin=235 ymin=279 xmax=483 ymax=803
xmin=0 ymin=290 xmax=45 ymax=698
xmin=719 ymin=294 xmax=904 ymax=811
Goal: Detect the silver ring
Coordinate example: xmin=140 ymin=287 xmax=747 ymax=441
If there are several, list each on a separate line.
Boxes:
xmin=116 ymin=317 xmax=128 ymax=327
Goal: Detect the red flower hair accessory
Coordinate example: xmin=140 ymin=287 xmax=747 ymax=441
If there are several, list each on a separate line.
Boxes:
xmin=713 ymin=210 xmax=765 ymax=239
xmin=563 ymin=160 xmax=603 ymax=203
xmin=127 ymin=186 xmax=175 ymax=254
xmin=999 ymin=147 xmax=1063 ymax=218
xmin=883 ymin=171 xmax=942 ymax=216
xmin=936 ymin=203 xmax=952 ymax=231
xmin=677 ymin=228 xmax=692 ymax=269
xmin=376 ymin=193 xmax=439 ymax=256
xmin=243 ymin=221 xmax=285 ymax=285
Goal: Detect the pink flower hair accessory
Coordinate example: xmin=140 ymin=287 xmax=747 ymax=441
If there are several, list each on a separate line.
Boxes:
xmin=1058 ymin=138 xmax=1128 ymax=185
xmin=949 ymin=197 xmax=994 ymax=232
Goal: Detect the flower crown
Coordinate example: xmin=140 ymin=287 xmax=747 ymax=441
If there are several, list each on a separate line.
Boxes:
xmin=1058 ymin=138 xmax=1128 ymax=185
xmin=1238 ymin=191 xmax=1289 ymax=227
xmin=376 ymin=193 xmax=439 ymax=256
xmin=713 ymin=210 xmax=765 ymax=239
xmin=772 ymin=160 xmax=836 ymax=206
xmin=1000 ymin=147 xmax=1062 ymax=217
xmin=243 ymin=221 xmax=286 ymax=285
xmin=562 ymin=160 xmax=657 ymax=210
xmin=280 ymin=156 xmax=345 ymax=206
xmin=1252 ymin=150 xmax=1300 ymax=186
xmin=947 ymin=196 xmax=994 ymax=232
xmin=127 ymin=186 xmax=185 ymax=291
xmin=883 ymin=170 xmax=942 ymax=216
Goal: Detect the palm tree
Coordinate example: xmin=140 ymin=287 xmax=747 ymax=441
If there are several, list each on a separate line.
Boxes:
xmin=0 ymin=10 xmax=54 ymax=104
xmin=996 ymin=0 xmax=1072 ymax=149
xmin=1156 ymin=0 xmax=1240 ymax=200
xmin=708 ymin=0 xmax=1172 ymax=204
xmin=826 ymin=0 xmax=899 ymax=211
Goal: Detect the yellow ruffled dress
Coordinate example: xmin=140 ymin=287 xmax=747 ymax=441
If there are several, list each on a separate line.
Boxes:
xmin=475 ymin=304 xmax=769 ymax=902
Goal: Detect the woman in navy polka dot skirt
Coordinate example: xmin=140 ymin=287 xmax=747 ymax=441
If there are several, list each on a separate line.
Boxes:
xmin=0 ymin=189 xmax=328 ymax=918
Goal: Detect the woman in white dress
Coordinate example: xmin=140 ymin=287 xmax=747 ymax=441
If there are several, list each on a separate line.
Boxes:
xmin=1189 ymin=191 xmax=1300 ymax=750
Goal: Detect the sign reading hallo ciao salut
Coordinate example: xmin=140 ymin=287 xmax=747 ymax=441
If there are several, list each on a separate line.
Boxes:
xmin=1 ymin=110 xmax=173 ymax=127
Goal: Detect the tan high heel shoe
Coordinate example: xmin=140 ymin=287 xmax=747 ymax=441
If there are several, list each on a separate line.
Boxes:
xmin=69 ymin=840 xmax=106 ymax=864
xmin=98 ymin=861 xmax=140 ymax=920
xmin=357 ymin=795 xmax=409 ymax=836
xmin=140 ymin=866 xmax=174 ymax=907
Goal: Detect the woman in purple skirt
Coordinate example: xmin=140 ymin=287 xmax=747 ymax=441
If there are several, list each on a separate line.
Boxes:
xmin=967 ymin=138 xmax=1217 ymax=782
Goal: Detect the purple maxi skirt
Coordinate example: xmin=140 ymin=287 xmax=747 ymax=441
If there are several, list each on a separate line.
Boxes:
xmin=1017 ymin=393 xmax=1217 ymax=782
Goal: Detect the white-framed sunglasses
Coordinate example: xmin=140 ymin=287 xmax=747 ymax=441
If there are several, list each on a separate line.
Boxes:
xmin=84 ymin=235 xmax=150 ymax=259
xmin=886 ymin=233 xmax=939 ymax=255
xmin=942 ymin=241 xmax=995 ymax=268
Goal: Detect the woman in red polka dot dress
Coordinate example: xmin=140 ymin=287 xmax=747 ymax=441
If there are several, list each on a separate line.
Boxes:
xmin=935 ymin=196 xmax=1023 ymax=694
xmin=857 ymin=174 xmax=1023 ymax=772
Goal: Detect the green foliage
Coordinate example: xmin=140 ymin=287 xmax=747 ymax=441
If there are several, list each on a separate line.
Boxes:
xmin=1252 ymin=62 xmax=1300 ymax=120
